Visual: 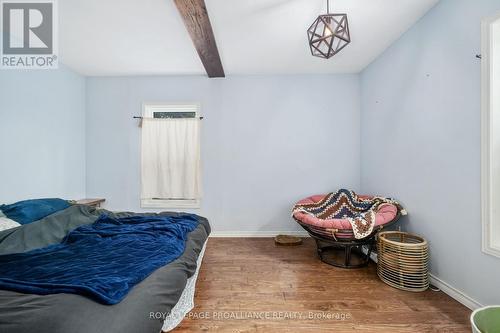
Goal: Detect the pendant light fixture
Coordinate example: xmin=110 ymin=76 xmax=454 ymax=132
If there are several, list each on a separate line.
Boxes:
xmin=307 ymin=0 xmax=351 ymax=59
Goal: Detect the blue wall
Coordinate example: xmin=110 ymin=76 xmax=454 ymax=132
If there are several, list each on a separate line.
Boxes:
xmin=85 ymin=75 xmax=361 ymax=235
xmin=2 ymin=0 xmax=498 ymax=307
xmin=0 ymin=66 xmax=86 ymax=203
xmin=361 ymin=0 xmax=500 ymax=306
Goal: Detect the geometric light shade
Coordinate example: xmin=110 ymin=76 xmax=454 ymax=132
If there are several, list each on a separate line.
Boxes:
xmin=307 ymin=14 xmax=350 ymax=59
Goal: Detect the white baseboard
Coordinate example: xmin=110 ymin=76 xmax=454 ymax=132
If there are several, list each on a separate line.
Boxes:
xmin=365 ymin=250 xmax=482 ymax=310
xmin=429 ymin=274 xmax=483 ymax=310
xmin=209 ymin=231 xmax=310 ymax=238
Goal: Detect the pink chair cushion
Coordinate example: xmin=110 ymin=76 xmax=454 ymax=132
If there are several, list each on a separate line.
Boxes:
xmin=293 ymin=194 xmax=398 ymax=230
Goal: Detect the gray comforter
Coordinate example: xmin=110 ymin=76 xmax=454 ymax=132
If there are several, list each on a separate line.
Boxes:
xmin=0 ymin=205 xmax=210 ymax=333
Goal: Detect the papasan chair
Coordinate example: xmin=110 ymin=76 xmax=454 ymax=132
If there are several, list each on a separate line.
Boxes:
xmin=292 ymin=189 xmax=405 ymax=268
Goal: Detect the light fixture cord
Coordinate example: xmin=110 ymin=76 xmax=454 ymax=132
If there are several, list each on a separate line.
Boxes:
xmin=327 ymin=0 xmax=330 ymax=13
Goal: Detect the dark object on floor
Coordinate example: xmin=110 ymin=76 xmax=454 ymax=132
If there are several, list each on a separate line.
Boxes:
xmin=377 ymin=231 xmax=429 ymax=292
xmin=275 ymin=234 xmax=302 ymax=246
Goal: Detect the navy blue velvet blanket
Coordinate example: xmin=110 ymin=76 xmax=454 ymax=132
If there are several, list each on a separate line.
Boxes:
xmin=0 ymin=213 xmax=199 ymax=304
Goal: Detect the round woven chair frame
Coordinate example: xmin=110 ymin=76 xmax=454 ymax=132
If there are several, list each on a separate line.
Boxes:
xmin=295 ymin=212 xmax=402 ymax=269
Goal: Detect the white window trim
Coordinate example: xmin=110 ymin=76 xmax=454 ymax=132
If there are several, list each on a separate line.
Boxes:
xmin=142 ymin=102 xmax=201 ymax=118
xmin=140 ymin=102 xmax=202 ymax=210
xmin=141 ymin=199 xmax=201 ymax=209
xmin=481 ymin=12 xmax=500 ymax=258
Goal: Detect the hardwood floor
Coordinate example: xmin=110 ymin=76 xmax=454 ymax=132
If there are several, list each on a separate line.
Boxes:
xmin=172 ymin=238 xmax=471 ymax=333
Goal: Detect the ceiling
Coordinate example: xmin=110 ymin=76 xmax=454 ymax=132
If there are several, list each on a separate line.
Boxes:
xmin=59 ymin=0 xmax=439 ymax=76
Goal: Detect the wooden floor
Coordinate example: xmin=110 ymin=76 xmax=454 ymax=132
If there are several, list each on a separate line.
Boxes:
xmin=172 ymin=238 xmax=471 ymax=333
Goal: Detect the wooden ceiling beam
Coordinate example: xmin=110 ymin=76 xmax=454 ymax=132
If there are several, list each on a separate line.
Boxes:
xmin=174 ymin=0 xmax=225 ymax=78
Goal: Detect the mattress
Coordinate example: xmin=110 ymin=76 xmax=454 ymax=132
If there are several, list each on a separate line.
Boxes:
xmin=0 ymin=205 xmax=210 ymax=333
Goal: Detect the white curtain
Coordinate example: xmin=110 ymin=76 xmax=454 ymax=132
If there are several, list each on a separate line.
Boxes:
xmin=141 ymin=118 xmax=201 ymax=201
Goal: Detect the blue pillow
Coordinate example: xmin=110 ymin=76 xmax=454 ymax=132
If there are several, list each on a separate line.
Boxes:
xmin=0 ymin=198 xmax=70 ymax=225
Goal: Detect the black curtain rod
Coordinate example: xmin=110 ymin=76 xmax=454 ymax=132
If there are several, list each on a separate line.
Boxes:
xmin=133 ymin=116 xmax=204 ymax=120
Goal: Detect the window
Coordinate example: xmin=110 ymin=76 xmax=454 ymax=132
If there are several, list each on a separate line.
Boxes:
xmin=481 ymin=13 xmax=500 ymax=258
xmin=143 ymin=103 xmax=198 ymax=119
xmin=141 ymin=103 xmax=202 ymax=209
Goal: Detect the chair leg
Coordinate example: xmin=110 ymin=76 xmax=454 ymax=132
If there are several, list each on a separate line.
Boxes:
xmin=315 ymin=239 xmax=323 ymax=260
xmin=345 ymin=245 xmax=352 ymax=267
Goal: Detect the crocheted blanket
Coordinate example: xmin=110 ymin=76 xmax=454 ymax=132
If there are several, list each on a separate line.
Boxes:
xmin=292 ymin=189 xmax=402 ymax=239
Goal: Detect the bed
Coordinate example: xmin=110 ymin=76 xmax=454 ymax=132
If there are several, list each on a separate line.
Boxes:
xmin=0 ymin=203 xmax=210 ymax=333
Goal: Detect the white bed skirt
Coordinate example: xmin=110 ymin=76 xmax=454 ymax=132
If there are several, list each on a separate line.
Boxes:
xmin=161 ymin=240 xmax=207 ymax=332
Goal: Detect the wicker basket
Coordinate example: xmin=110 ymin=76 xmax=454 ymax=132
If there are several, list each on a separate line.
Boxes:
xmin=377 ymin=231 xmax=429 ymax=292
